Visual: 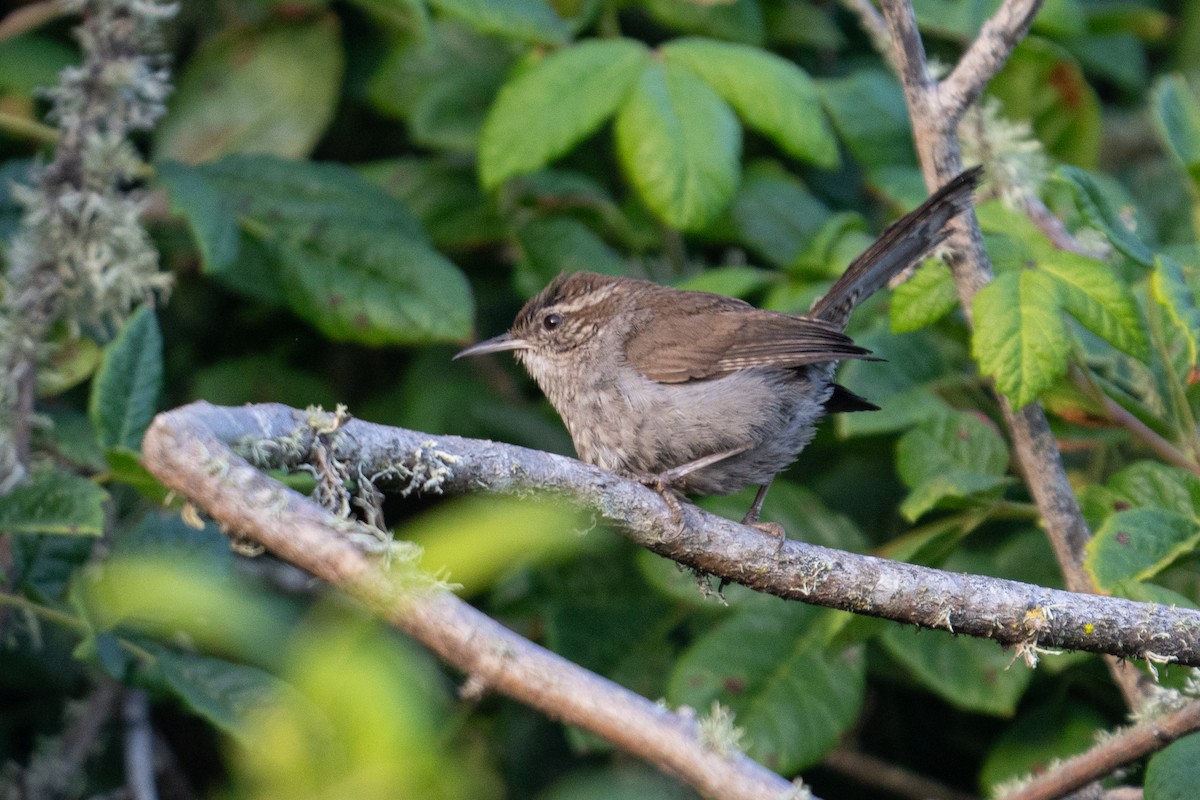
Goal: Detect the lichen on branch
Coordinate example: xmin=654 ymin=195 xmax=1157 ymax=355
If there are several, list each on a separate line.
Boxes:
xmin=0 ymin=0 xmax=176 ymax=490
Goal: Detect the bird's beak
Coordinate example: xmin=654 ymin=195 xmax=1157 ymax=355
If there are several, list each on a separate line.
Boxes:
xmin=453 ymin=333 xmax=530 ymax=360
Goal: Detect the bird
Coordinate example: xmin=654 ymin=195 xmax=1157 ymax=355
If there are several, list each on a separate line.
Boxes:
xmin=456 ymin=167 xmax=980 ymax=532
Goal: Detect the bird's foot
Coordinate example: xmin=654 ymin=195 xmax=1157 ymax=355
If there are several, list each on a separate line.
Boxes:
xmin=640 ymin=475 xmax=687 ymax=537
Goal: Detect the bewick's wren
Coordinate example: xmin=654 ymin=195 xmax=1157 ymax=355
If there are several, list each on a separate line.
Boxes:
xmin=457 ymin=168 xmax=980 ymax=529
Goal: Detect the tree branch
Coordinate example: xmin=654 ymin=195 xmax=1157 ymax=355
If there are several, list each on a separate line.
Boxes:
xmin=142 ymin=403 xmax=1200 ymax=667
xmin=940 ymin=0 xmax=1044 ymax=119
xmin=1005 ymin=700 xmax=1200 ymax=800
xmin=140 ymin=403 xmax=802 ymax=800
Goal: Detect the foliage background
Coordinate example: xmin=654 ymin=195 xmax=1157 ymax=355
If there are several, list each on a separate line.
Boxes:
xmin=3 ymin=0 xmax=1200 ymax=798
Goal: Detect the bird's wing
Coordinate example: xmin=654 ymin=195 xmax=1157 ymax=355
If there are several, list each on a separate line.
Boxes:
xmin=624 ymin=296 xmax=873 ymax=384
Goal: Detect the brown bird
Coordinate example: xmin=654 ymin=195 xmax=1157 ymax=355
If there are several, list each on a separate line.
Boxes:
xmin=457 ymin=168 xmax=980 ymax=531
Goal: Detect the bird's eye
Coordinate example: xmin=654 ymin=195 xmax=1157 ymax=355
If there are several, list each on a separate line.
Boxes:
xmin=543 ymin=312 xmax=563 ymax=330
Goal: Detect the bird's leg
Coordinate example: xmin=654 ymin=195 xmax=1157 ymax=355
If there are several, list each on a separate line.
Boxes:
xmin=638 ymin=446 xmax=752 ymax=535
xmin=742 ymin=479 xmax=787 ymax=549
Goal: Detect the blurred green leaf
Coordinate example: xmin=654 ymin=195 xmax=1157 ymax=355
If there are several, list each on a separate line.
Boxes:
xmin=881 ymin=626 xmax=1032 ymax=715
xmin=38 ymin=332 xmax=102 ymax=397
xmin=1055 ymin=165 xmax=1155 ymax=267
xmin=154 ymin=15 xmax=343 ymax=163
xmin=989 ymin=37 xmax=1101 ymax=167
xmin=407 ymin=496 xmax=591 ymax=595
xmin=1152 ymin=255 xmax=1200 ymax=367
xmin=1085 ymin=508 xmax=1200 ymax=589
xmin=103 ymin=448 xmax=172 ymax=504
xmin=479 ymin=39 xmax=649 ymax=189
xmin=896 ymin=409 xmax=1011 ymax=521
xmin=539 ymin=764 xmax=695 ymax=800
xmin=430 ymin=0 xmax=569 ymax=44
xmin=641 ymin=0 xmax=764 ymax=44
xmin=668 ymin=602 xmax=864 ymax=772
xmin=721 ymin=161 xmax=831 ymax=270
xmin=661 ymin=38 xmax=837 ymax=168
xmin=978 ymin=697 xmax=1107 ymax=793
xmin=615 ymin=60 xmax=741 ymax=231
xmin=673 ymin=266 xmax=773 ymax=299
xmin=89 ymin=306 xmax=163 ymax=452
xmin=0 ymin=469 xmax=107 ymax=537
xmin=1152 ymin=74 xmax=1200 ymax=187
xmin=1146 ymin=732 xmax=1200 ymax=800
xmin=156 ymin=647 xmax=296 ymax=741
xmin=818 ymin=70 xmax=916 ymax=168
xmin=542 ymin=546 xmax=679 ymax=703
xmin=359 ymin=157 xmax=504 ymax=248
xmin=159 ymin=156 xmax=472 ymax=345
xmin=347 ymin=0 xmax=428 ymax=33
xmin=0 ymin=34 xmax=76 ymax=95
xmin=515 ymin=216 xmax=626 ymax=297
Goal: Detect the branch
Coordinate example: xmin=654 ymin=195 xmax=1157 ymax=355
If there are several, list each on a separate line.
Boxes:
xmin=1004 ymin=700 xmax=1200 ymax=800
xmin=940 ymin=0 xmax=1044 ymax=119
xmin=143 ymin=403 xmax=1200 ymax=667
xmin=140 ymin=403 xmax=802 ymax=800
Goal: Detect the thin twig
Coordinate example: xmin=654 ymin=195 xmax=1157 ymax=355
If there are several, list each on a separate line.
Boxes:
xmin=1069 ymin=365 xmax=1199 ymax=475
xmin=0 ymin=0 xmax=64 ymax=41
xmin=123 ymin=689 xmax=160 ymax=800
xmin=824 ymin=748 xmax=978 ymax=800
xmin=1004 ymin=700 xmax=1200 ymax=800
xmin=837 ymin=0 xmax=898 ymax=73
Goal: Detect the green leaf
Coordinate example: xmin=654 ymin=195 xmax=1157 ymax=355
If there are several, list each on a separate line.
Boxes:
xmin=358 ymin=157 xmax=504 ymax=249
xmin=615 ymin=60 xmax=741 ymax=231
xmin=1084 ymin=508 xmax=1200 ymax=589
xmin=156 ymin=647 xmax=294 ymax=741
xmin=661 ymin=38 xmax=837 ymax=168
xmin=1152 ymin=255 xmax=1200 ymax=367
xmin=542 ymin=547 xmax=678 ymax=702
xmin=978 ymin=698 xmax=1108 ymax=793
xmin=989 ymin=37 xmax=1101 ymax=167
xmin=479 ymin=39 xmax=649 ymax=189
xmin=881 ymin=626 xmax=1033 ymax=716
xmin=89 ymin=306 xmax=163 ymax=452
xmin=640 ymin=0 xmax=765 ymax=45
xmin=0 ymin=469 xmax=107 ymax=537
xmin=668 ymin=603 xmax=864 ymax=772
xmin=723 ymin=161 xmax=832 ymax=270
xmin=896 ymin=410 xmax=1011 ymax=521
xmin=890 ymin=259 xmax=958 ymax=332
xmin=157 ymin=160 xmax=241 ymax=271
xmin=515 ymin=216 xmax=625 ymax=298
xmin=1055 ymin=165 xmax=1155 ymax=268
xmin=973 ymin=269 xmax=1071 ymax=408
xmin=1146 ymin=732 xmax=1200 ymax=800
xmin=1106 ymin=461 xmax=1200 ymax=517
xmin=104 ymin=448 xmax=172 ymax=504
xmin=817 ymin=70 xmax=915 ymax=168
xmin=540 ymin=765 xmax=695 ymax=800
xmin=429 ymin=0 xmax=569 ymax=44
xmin=161 ymin=156 xmax=473 ymax=345
xmin=673 ymin=266 xmax=773 ymax=299
xmin=1039 ymin=251 xmax=1149 ymax=358
xmin=153 ymin=16 xmax=343 ymax=163
xmin=1152 ymin=74 xmax=1200 ymax=187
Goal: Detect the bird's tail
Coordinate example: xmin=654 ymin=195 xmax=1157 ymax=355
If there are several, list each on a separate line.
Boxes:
xmin=810 ymin=166 xmax=982 ymax=330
